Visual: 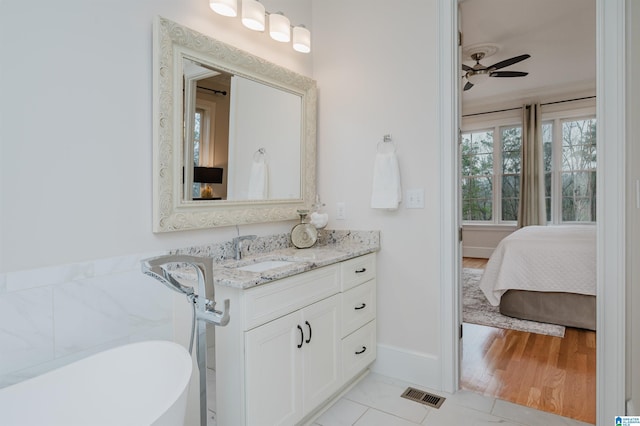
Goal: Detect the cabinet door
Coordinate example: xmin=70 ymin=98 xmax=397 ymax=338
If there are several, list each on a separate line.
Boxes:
xmin=245 ymin=310 xmax=303 ymax=426
xmin=301 ymin=294 xmax=342 ymax=415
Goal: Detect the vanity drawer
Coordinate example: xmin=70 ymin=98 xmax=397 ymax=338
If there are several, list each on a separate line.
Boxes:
xmin=342 ymin=320 xmax=376 ymax=381
xmin=340 ymin=253 xmax=376 ymax=291
xmin=341 ymin=279 xmax=376 ymax=337
xmin=242 ymin=265 xmax=340 ymax=330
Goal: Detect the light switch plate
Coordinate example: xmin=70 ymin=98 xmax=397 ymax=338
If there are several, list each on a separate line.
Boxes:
xmin=406 ymin=189 xmax=425 ymax=209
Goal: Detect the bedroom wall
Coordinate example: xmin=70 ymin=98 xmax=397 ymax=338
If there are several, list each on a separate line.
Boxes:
xmin=462 ymin=226 xmax=516 ymax=258
xmin=626 ymin=0 xmax=640 ymax=414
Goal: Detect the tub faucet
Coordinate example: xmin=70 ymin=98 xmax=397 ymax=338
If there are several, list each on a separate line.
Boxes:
xmin=233 ymin=235 xmax=257 ymax=260
xmin=141 ymin=254 xmax=228 ymax=426
xmin=141 ymin=254 xmax=230 ymax=327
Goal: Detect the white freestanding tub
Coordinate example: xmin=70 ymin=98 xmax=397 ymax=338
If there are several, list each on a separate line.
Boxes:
xmin=0 ymin=340 xmax=192 ymax=426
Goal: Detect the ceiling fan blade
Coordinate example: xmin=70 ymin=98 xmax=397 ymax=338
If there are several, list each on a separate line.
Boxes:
xmin=463 ymin=81 xmax=474 ymax=91
xmin=490 ymin=71 xmax=529 ymax=77
xmin=488 ymin=54 xmax=531 ymax=71
xmin=462 ymin=64 xmax=474 ymax=72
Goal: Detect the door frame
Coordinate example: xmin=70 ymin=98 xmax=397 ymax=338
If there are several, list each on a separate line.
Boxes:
xmin=437 ymin=0 xmax=627 ymax=424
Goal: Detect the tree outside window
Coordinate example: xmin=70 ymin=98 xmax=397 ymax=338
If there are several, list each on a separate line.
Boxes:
xmin=461 ymin=131 xmax=493 ymax=221
xmin=462 ymin=114 xmax=596 ymax=225
xmin=501 ymin=126 xmax=522 ymax=221
xmin=561 ymin=118 xmax=596 ymax=222
xmin=192 ymin=109 xmax=203 ymax=198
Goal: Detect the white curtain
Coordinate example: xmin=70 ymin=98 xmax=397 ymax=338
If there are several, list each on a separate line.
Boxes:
xmin=518 ymin=103 xmax=547 ymax=228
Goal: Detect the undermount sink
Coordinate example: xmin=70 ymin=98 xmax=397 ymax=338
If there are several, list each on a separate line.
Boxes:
xmin=236 ymin=260 xmax=296 ymax=273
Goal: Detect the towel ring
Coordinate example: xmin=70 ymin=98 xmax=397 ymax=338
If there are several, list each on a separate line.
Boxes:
xmin=376 ymin=134 xmax=396 ymax=154
xmin=253 ymin=148 xmax=267 ymax=162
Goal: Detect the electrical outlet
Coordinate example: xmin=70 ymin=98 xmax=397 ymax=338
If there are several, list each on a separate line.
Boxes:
xmin=336 ymin=202 xmax=346 ymax=220
xmin=406 ymin=189 xmax=425 ymax=209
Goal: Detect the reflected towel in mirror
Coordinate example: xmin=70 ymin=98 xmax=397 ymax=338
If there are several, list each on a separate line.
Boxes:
xmin=248 ymin=157 xmax=269 ymax=199
xmin=371 ymin=151 xmax=402 ymax=209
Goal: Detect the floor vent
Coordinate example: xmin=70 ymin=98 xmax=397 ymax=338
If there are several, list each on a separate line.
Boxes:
xmin=400 ymin=387 xmax=445 ymax=409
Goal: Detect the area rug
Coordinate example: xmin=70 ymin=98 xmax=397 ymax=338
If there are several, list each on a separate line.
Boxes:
xmin=463 ymin=268 xmax=565 ymax=338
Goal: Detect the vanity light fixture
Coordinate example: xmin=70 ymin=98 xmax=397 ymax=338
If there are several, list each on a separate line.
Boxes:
xmin=241 ymin=0 xmax=265 ymax=31
xmin=292 ymin=25 xmax=311 ymax=53
xmin=210 ymin=0 xmax=238 ymax=17
xmin=209 ymin=2 xmax=310 ymax=53
xmin=269 ymin=12 xmax=290 ymax=42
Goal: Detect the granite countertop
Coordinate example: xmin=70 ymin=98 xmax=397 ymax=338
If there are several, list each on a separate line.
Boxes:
xmin=171 ymin=230 xmax=380 ymax=290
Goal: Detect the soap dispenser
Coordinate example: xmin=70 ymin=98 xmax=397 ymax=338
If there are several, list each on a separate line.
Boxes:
xmin=290 ymin=209 xmax=318 ymax=249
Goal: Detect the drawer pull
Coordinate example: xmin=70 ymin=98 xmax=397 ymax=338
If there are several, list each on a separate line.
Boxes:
xmin=305 ymin=321 xmax=312 ymax=344
xmin=355 ymin=268 xmax=367 ymax=273
xmin=355 ymin=346 xmax=367 ymax=355
xmin=354 ymin=303 xmax=367 ymax=310
xmin=297 ymin=325 xmax=304 ymax=348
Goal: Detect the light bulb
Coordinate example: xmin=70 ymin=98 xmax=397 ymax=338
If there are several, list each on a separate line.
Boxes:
xmin=242 ymin=0 xmax=265 ymax=31
xmin=292 ymin=25 xmax=311 ymax=53
xmin=209 ymin=0 xmax=237 ymax=17
xmin=269 ymin=12 xmax=290 ymax=42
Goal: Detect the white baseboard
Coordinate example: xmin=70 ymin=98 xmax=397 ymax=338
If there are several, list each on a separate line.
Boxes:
xmin=462 ymin=246 xmax=493 ymax=258
xmin=370 ymin=343 xmax=441 ymax=390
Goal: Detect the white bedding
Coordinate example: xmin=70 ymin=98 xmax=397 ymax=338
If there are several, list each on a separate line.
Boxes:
xmin=479 ymin=225 xmax=596 ymax=306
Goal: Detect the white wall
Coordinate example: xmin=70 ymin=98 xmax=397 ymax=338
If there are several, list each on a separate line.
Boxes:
xmin=313 ymin=0 xmax=444 ymax=385
xmin=462 ymin=226 xmax=516 ymax=258
xmin=0 ymin=0 xmax=311 ymax=273
xmin=0 ymin=0 xmax=311 ymax=424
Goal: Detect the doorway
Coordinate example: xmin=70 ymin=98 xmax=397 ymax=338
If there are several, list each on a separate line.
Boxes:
xmin=437 ymin=0 xmax=627 ymax=424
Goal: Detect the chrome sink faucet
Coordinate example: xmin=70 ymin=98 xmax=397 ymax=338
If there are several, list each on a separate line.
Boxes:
xmin=233 ymin=235 xmax=257 ymax=260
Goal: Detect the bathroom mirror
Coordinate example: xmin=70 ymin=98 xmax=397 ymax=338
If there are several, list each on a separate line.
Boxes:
xmin=152 ymin=16 xmax=316 ymax=232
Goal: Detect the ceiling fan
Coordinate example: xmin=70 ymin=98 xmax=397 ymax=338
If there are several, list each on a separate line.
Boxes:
xmin=462 ymin=52 xmax=531 ymax=91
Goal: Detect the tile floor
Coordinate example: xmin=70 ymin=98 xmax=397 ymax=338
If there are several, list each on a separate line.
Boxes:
xmin=206 ymin=370 xmax=593 ymax=425
xmin=311 ymin=373 xmax=593 ymax=426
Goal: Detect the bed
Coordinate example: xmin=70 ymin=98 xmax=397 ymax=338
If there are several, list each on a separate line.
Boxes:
xmin=478 ymin=225 xmax=596 ymax=330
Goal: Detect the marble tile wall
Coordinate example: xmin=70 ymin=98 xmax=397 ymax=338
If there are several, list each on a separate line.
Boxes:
xmin=0 ymin=250 xmax=174 ymax=388
xmin=0 ymin=229 xmax=379 ymax=389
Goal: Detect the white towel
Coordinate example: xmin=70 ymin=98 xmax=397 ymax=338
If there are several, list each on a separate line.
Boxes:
xmin=247 ymin=158 xmax=268 ymax=199
xmin=371 ymin=151 xmax=402 ymax=209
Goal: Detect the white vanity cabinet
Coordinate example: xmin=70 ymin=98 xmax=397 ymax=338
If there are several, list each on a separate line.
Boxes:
xmin=214 ymin=253 xmax=377 ymax=426
xmin=245 ymin=293 xmax=341 ymax=425
xmin=339 ymin=255 xmax=377 ymax=386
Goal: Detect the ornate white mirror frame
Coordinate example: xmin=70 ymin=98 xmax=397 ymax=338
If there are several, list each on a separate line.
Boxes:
xmin=152 ymin=16 xmax=317 ymax=232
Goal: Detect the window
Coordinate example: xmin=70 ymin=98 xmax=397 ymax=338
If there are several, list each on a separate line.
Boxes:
xmin=461 ymin=130 xmax=493 ymax=221
xmin=461 ymin=126 xmax=522 ymax=223
xmin=544 ymin=118 xmax=597 ymax=222
xmin=462 ymin=112 xmax=596 ymax=225
xmin=192 ymin=108 xmax=204 ymax=198
xmin=501 ymin=126 xmax=522 ymax=221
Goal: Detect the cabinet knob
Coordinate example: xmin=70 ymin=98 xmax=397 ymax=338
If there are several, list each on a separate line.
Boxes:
xmin=355 ymin=268 xmax=367 ymax=273
xmin=355 ymin=346 xmax=367 ymax=355
xmin=354 ymin=303 xmax=366 ymax=310
xmin=297 ymin=325 xmax=304 ymax=348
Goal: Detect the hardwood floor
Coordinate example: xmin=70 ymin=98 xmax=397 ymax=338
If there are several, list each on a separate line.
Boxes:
xmin=460 ymin=258 xmax=596 ymax=425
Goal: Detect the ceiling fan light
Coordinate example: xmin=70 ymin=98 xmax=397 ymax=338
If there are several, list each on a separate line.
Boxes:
xmin=269 ymin=12 xmax=290 ymax=42
xmin=292 ymin=25 xmax=311 ymax=53
xmin=242 ymin=0 xmax=265 ymax=31
xmin=210 ymin=0 xmax=237 ymax=17
xmin=466 ymin=71 xmax=488 ymax=85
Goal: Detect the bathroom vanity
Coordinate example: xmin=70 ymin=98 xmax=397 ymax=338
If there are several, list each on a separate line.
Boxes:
xmin=213 ymin=240 xmax=378 ymax=426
